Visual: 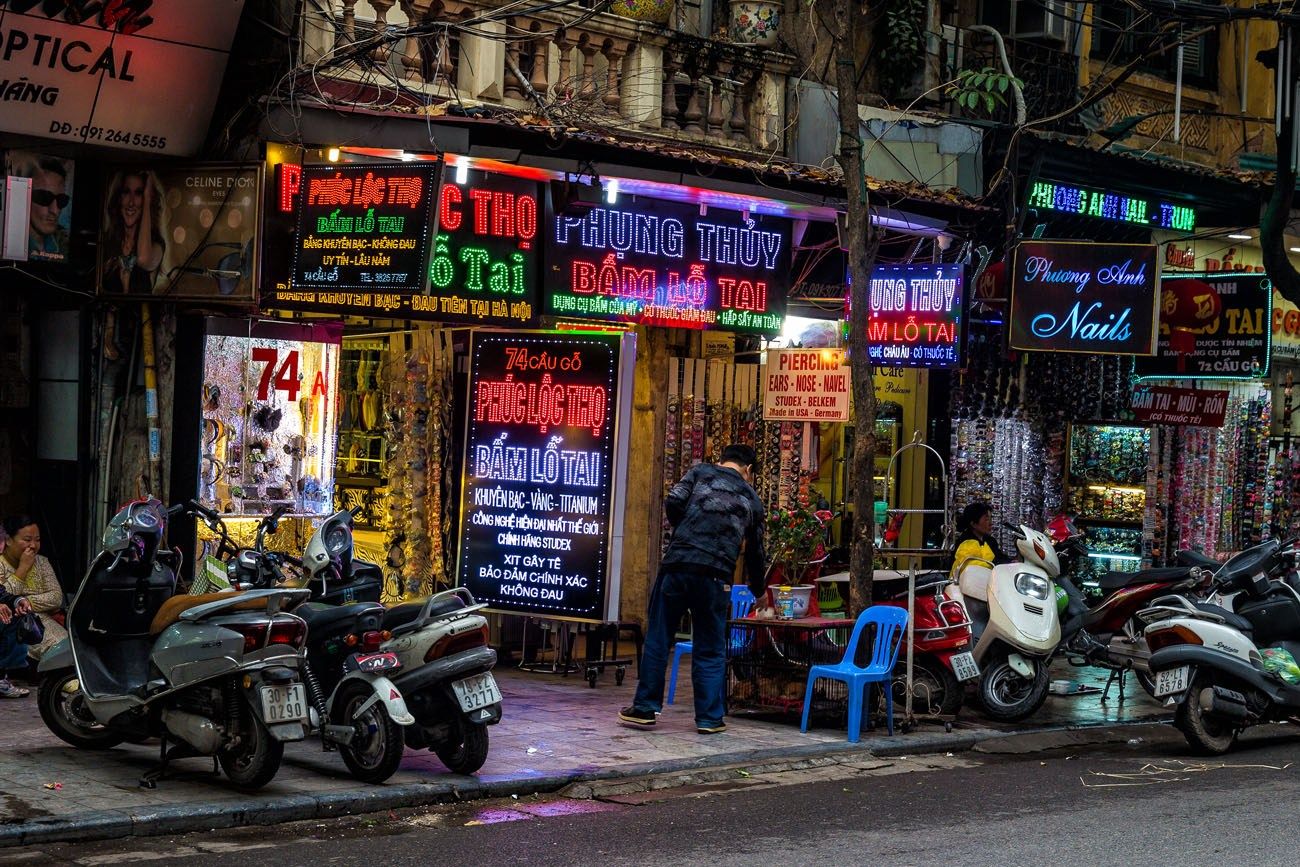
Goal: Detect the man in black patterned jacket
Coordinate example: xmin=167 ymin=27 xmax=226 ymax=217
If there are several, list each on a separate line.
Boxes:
xmin=619 ymin=444 xmax=766 ymax=734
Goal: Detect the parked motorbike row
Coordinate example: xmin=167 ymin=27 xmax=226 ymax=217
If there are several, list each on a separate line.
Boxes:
xmin=37 ymin=499 xmax=502 ymax=790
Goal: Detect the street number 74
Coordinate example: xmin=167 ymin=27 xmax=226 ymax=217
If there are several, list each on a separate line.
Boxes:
xmin=252 ymin=347 xmax=300 ymax=402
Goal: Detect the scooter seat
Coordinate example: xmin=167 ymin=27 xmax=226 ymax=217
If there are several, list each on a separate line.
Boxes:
xmin=296 ymin=601 xmax=384 ymax=635
xmin=149 ymin=591 xmax=241 ymax=636
xmin=877 ymin=571 xmax=951 ymax=600
xmin=1176 ymin=549 xmax=1220 ymax=570
xmin=1191 ymin=601 xmax=1253 ymax=634
xmin=1097 ymin=567 xmax=1191 ymax=592
xmin=383 ymin=595 xmax=466 ymax=632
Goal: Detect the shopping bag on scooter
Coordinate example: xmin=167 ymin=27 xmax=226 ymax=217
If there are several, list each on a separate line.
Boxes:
xmin=1260 ymin=647 xmax=1300 ymax=684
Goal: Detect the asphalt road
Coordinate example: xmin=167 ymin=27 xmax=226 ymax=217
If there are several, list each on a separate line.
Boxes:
xmin=12 ymin=728 xmax=1300 ymax=867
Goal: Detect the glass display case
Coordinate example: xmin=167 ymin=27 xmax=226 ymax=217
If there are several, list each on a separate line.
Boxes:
xmin=334 ymin=338 xmax=391 ymax=532
xmin=1064 ymin=423 xmax=1150 ymax=597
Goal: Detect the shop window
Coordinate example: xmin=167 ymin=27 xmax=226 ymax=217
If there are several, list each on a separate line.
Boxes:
xmin=1088 ymin=0 xmax=1218 ymax=90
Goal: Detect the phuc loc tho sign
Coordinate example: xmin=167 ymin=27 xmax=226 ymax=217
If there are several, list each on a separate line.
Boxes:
xmin=457 ymin=331 xmax=636 ymax=622
xmin=545 ymin=196 xmax=790 ymax=334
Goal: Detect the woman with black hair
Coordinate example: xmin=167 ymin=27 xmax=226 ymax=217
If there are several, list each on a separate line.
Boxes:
xmin=0 ymin=516 xmax=66 ymax=666
xmin=950 ymin=501 xmax=1011 ymax=577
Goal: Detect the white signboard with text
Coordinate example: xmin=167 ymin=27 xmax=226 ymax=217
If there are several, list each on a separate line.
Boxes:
xmin=0 ymin=2 xmax=245 ymax=156
xmin=762 ymin=348 xmax=850 ymax=422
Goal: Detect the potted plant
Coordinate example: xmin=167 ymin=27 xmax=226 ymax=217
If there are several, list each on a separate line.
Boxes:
xmin=765 ymin=505 xmax=830 ymax=617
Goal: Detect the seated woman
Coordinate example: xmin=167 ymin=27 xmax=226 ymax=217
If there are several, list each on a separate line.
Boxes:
xmin=0 ymin=588 xmax=32 ymax=697
xmin=950 ymin=501 xmax=1011 ymax=578
xmin=0 ymin=516 xmax=66 ymax=671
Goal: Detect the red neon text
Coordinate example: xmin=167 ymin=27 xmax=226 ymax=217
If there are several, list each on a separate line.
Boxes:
xmin=474 ymin=374 xmax=608 ymax=436
xmin=440 ymin=184 xmax=537 ymax=241
xmin=278 ymin=163 xmax=302 ymax=214
xmin=307 ymin=172 xmax=424 ymax=209
xmin=868 ymin=318 xmax=956 ymax=345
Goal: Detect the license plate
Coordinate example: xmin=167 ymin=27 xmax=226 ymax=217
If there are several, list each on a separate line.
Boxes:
xmin=1153 ymin=666 xmax=1190 ymax=697
xmin=259 ymin=683 xmax=308 ymax=723
xmin=451 ymin=673 xmax=501 ymax=712
xmin=951 ymin=651 xmax=981 ymax=682
xmin=347 ymin=652 xmax=401 ymax=673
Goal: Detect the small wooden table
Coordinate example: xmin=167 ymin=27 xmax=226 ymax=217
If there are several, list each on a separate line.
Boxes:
xmin=726 ymin=616 xmax=855 ymax=717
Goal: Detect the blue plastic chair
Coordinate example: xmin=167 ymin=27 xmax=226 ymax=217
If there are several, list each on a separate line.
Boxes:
xmin=668 ymin=585 xmax=757 ymax=705
xmin=799 ymin=605 xmax=908 ymax=741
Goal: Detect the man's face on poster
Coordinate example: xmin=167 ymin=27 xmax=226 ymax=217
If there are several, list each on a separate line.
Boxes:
xmin=29 ymin=167 xmax=67 ymax=239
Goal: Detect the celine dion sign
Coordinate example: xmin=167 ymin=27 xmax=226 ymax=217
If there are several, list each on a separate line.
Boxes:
xmin=1009 ymin=240 xmax=1161 ymax=355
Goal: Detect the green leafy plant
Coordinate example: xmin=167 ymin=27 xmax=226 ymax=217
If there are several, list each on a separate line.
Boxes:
xmin=947 ymin=66 xmax=1023 ymax=115
xmin=878 ymin=0 xmax=926 ymax=98
xmin=767 ymin=505 xmax=828 ymax=584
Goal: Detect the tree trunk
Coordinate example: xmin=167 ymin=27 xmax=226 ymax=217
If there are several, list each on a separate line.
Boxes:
xmin=1263 ymin=25 xmax=1300 ymax=308
xmin=834 ymin=0 xmax=880 ymax=616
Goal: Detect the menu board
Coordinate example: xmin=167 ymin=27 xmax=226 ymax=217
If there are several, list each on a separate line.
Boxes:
xmin=265 ymin=162 xmax=442 ymax=316
xmin=427 ymin=169 xmax=540 ymax=325
xmin=457 ymin=331 xmax=635 ymax=621
xmin=862 ymin=263 xmax=964 ymax=368
xmin=545 ymin=198 xmax=789 ymax=334
xmin=1136 ymin=273 xmax=1272 ymax=379
xmin=1010 ymin=241 xmax=1160 ymax=356
xmin=199 ymin=318 xmax=341 ymax=516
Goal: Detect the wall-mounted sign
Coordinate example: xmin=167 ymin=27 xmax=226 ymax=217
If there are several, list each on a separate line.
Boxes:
xmin=1009 ymin=241 xmax=1160 ymax=356
xmin=0 ymin=2 xmax=245 ymax=156
xmin=263 ymin=162 xmax=443 ymax=316
xmin=1136 ymin=273 xmax=1272 ymax=379
xmin=1027 ymin=180 xmax=1196 ymax=232
xmin=98 ymin=163 xmax=260 ymax=302
xmin=199 ymin=318 xmax=341 ymax=516
xmin=427 ymin=168 xmax=539 ymax=325
xmin=1131 ymin=386 xmax=1228 ymax=427
xmin=763 ymin=348 xmax=849 ymax=421
xmin=861 ymin=263 xmax=964 ymax=368
xmin=457 ymin=330 xmax=635 ymax=622
xmin=3 ymin=150 xmax=74 ymax=263
xmin=545 ymin=198 xmax=789 ymax=334
xmin=1274 ymin=288 xmax=1300 ymax=362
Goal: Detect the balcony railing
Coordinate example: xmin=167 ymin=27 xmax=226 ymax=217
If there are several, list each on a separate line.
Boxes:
xmin=299 ymin=1 xmax=792 ymax=155
xmin=955 ymin=32 xmax=1084 ymax=133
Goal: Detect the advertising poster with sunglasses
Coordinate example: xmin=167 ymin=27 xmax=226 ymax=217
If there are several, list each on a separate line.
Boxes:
xmin=98 ymin=163 xmax=260 ymax=302
xmin=199 ymin=318 xmax=342 ymax=518
xmin=456 ymin=330 xmax=636 ymax=622
xmin=2 ymin=150 xmax=73 ymax=263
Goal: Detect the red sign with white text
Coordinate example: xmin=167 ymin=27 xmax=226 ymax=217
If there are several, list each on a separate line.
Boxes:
xmin=1131 ymin=386 xmax=1228 ymax=427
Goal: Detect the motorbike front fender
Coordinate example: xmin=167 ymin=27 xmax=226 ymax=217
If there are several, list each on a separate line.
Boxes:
xmin=37 ymin=639 xmax=72 ymax=673
xmin=335 ymin=672 xmax=416 ymax=726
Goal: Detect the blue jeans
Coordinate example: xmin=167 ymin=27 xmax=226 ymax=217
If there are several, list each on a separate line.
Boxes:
xmin=0 ymin=622 xmax=27 ymax=671
xmin=632 ymin=569 xmax=729 ymax=728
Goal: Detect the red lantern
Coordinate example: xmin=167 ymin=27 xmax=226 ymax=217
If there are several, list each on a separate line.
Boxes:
xmin=1161 ymin=278 xmax=1222 ymax=367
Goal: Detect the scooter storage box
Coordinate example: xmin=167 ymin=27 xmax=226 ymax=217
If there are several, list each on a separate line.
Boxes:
xmin=83 ymin=560 xmax=175 ymax=640
xmin=1236 ymin=593 xmax=1300 ymax=646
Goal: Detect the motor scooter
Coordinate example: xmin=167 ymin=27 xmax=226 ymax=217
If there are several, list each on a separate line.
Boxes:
xmin=1141 ymin=538 xmax=1300 ymax=754
xmin=253 ymin=510 xmax=502 ymax=774
xmin=224 ymin=505 xmax=414 ymax=784
xmin=950 ymin=523 xmax=1064 ymax=722
xmin=37 ymin=500 xmax=310 ymax=790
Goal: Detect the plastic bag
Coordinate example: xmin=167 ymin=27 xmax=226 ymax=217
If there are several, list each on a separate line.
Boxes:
xmin=1260 ymin=647 xmax=1300 ymax=684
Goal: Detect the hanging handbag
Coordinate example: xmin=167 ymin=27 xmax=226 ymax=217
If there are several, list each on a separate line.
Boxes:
xmin=16 ymin=612 xmax=44 ymax=646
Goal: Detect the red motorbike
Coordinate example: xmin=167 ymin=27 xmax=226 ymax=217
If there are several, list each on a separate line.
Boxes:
xmin=874 ymin=571 xmax=977 ymax=717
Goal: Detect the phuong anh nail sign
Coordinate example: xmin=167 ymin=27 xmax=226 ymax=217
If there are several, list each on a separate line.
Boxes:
xmin=545 ymin=197 xmax=789 ymax=334
xmin=1009 ymin=241 xmax=1161 ymax=355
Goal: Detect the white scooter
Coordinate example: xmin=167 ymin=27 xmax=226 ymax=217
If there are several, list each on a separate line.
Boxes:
xmin=950 ymin=524 xmax=1063 ymax=722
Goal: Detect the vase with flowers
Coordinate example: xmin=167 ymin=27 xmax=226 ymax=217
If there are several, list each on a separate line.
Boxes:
xmin=764 ymin=505 xmax=831 ymax=617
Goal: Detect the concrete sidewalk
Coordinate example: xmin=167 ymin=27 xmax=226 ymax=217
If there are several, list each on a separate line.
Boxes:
xmin=0 ymin=662 xmax=1168 ymax=847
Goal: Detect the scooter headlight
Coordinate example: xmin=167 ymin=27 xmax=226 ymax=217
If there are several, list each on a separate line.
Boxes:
xmin=1014 ymin=572 xmax=1050 ymax=601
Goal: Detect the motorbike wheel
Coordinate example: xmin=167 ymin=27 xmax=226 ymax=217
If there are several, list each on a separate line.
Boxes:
xmin=335 ymin=681 xmax=405 ymax=784
xmin=894 ymin=656 xmax=963 ymax=716
xmin=1175 ymin=678 xmax=1239 ymax=755
xmin=435 ymin=716 xmax=490 ymax=775
xmin=218 ymin=699 xmax=284 ymax=790
xmin=38 ymin=670 xmax=124 ymax=750
xmin=977 ymin=654 xmax=1050 ymax=723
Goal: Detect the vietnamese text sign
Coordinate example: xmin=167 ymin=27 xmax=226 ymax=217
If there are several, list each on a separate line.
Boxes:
xmin=99 ymin=163 xmax=260 ymax=301
xmin=1027 ymin=180 xmax=1196 ymax=232
xmin=457 ymin=331 xmax=629 ymax=620
xmin=0 ymin=2 xmax=244 ymax=156
xmin=763 ymin=348 xmax=850 ymax=421
xmin=1273 ymin=288 xmax=1300 ymax=362
xmin=863 ymin=263 xmax=964 ymax=368
xmin=1131 ymin=386 xmax=1228 ymax=427
xmin=1010 ymin=241 xmax=1160 ymax=355
xmin=426 ymin=168 xmax=539 ymax=325
xmin=545 ymin=199 xmax=789 ymax=334
xmin=1137 ymin=273 xmax=1271 ymax=379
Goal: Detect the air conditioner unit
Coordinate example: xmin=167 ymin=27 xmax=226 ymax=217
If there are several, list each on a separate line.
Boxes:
xmin=1009 ymin=0 xmax=1069 ymax=45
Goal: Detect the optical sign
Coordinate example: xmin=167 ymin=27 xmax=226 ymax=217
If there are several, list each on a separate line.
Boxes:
xmin=545 ymin=198 xmax=790 ymax=334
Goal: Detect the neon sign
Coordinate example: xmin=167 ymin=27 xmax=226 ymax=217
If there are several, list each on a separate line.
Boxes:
xmin=545 ymin=199 xmax=789 ymax=334
xmin=1009 ymin=241 xmax=1161 ymax=356
xmin=427 ymin=169 xmax=540 ymax=325
xmin=457 ymin=331 xmax=634 ymax=621
xmin=286 ymin=162 xmax=439 ymax=298
xmin=1027 ymin=180 xmax=1196 ymax=232
xmin=858 ymin=264 xmax=964 ymax=368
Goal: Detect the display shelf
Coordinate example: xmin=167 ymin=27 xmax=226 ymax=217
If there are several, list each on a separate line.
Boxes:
xmin=1065 ymin=423 xmax=1149 ymax=575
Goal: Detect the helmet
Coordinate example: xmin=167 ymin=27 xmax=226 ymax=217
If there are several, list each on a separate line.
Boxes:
xmin=304 ymin=510 xmax=354 ymax=581
xmin=1046 ymin=514 xmax=1079 ymax=545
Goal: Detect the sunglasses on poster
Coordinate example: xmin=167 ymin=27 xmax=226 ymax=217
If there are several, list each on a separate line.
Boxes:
xmin=166 ymin=240 xmax=252 ymax=296
xmin=30 ymin=189 xmax=70 ymax=210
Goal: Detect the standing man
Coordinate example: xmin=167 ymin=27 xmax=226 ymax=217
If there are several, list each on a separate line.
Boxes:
xmin=620 ymin=444 xmax=766 ymax=734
